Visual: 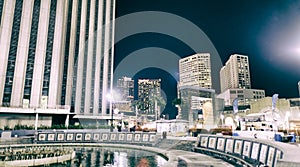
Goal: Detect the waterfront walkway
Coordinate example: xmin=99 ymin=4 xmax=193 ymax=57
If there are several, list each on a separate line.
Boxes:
xmin=10 ymin=131 xmax=300 ymax=166
xmin=57 ymin=143 xmax=235 ymax=167
xmin=0 ymin=142 xmax=234 ymax=167
xmin=167 ymin=150 xmax=234 ymax=167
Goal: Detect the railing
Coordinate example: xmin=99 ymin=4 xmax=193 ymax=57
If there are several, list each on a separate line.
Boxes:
xmin=0 ymin=105 xmax=71 ymax=111
xmin=194 ymin=134 xmax=300 ymax=167
xmin=35 ymin=130 xmax=158 ymax=146
xmin=0 ymin=137 xmax=34 ymax=145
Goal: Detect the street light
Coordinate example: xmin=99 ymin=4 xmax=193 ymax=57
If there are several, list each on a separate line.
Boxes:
xmin=235 ymin=115 xmax=241 ymax=130
xmin=110 ymin=104 xmax=119 ymax=132
xmin=111 ymin=106 xmax=114 ymax=132
xmin=220 ymin=114 xmax=224 ymax=126
xmin=107 ymin=93 xmax=114 ymax=132
xmin=121 ymin=112 xmax=124 ymax=129
xmin=285 ymin=111 xmax=290 ymax=132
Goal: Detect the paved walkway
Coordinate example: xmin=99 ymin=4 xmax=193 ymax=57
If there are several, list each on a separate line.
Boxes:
xmin=28 ymin=143 xmax=234 ymax=167
xmin=166 ymin=149 xmax=234 ymax=167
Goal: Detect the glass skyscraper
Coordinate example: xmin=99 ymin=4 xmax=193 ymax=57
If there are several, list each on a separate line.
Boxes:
xmin=0 ymin=0 xmax=115 ymax=117
xmin=138 ymin=79 xmax=161 ymax=121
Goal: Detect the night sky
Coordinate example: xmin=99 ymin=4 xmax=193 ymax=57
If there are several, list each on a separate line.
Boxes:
xmin=114 ymin=0 xmax=300 ymax=118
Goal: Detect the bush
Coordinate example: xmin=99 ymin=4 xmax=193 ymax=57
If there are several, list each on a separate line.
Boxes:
xmin=51 ymin=124 xmax=66 ymax=129
xmin=4 ymin=125 xmax=11 ymax=130
xmin=68 ymin=124 xmax=83 ymax=129
xmin=38 ymin=125 xmax=51 ymax=130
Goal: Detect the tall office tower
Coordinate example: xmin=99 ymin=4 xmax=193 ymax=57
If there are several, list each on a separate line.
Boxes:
xmin=220 ymin=54 xmax=251 ymax=93
xmin=0 ymin=0 xmax=116 ymax=116
xmin=138 ymin=79 xmax=161 ymax=121
xmin=116 ymin=76 xmax=134 ymax=101
xmin=179 ymin=53 xmax=212 ymax=89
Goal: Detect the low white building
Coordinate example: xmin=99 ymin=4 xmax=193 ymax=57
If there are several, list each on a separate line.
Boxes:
xmin=156 ymin=119 xmax=189 ymax=136
xmin=217 ymin=88 xmax=265 ymax=106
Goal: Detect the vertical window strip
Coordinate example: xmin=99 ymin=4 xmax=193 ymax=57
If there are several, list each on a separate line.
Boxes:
xmin=24 ymin=0 xmax=41 ymax=100
xmin=0 ymin=0 xmax=4 ymax=24
xmin=107 ymin=0 xmax=113 ymax=96
xmin=42 ymin=0 xmax=57 ymax=96
xmin=102 ymin=0 xmax=106 ymax=25
xmin=71 ymin=0 xmax=82 ymax=107
xmin=2 ymin=0 xmax=23 ymax=104
xmin=94 ymin=0 xmax=99 ymax=31
xmin=85 ymin=0 xmax=91 ymax=41
xmin=99 ymin=0 xmax=106 ymax=113
xmin=81 ymin=0 xmax=91 ymax=112
xmin=91 ymin=0 xmax=99 ymax=110
xmin=61 ymin=0 xmax=73 ymax=105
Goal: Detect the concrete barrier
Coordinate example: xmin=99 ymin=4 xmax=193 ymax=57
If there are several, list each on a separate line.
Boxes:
xmin=194 ymin=134 xmax=300 ymax=167
xmin=4 ymin=151 xmax=76 ymax=167
xmin=35 ymin=130 xmax=157 ymax=146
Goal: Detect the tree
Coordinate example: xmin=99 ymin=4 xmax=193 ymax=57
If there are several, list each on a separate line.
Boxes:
xmin=172 ymin=98 xmax=182 ymax=119
xmin=150 ymin=95 xmax=166 ymax=120
xmin=172 ymin=98 xmax=182 ymax=106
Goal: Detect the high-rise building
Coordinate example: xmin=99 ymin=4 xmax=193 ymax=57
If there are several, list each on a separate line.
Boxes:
xmin=114 ymin=76 xmax=134 ymax=112
xmin=220 ymin=54 xmax=251 ymax=93
xmin=138 ymin=79 xmax=161 ymax=121
xmin=179 ymin=53 xmax=212 ymax=89
xmin=116 ymin=76 xmax=134 ymax=101
xmin=0 ymin=0 xmax=115 ymax=117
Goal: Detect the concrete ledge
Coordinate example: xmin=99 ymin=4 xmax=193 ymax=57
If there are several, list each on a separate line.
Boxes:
xmin=0 ymin=143 xmax=232 ymax=167
xmin=4 ymin=151 xmax=76 ymax=167
xmin=195 ymin=134 xmax=300 ymax=166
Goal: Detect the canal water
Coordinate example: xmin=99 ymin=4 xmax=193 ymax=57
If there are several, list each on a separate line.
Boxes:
xmin=42 ymin=147 xmax=167 ymax=167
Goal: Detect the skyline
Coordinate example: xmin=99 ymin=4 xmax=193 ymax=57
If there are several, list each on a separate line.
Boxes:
xmin=115 ymin=0 xmax=300 ymax=102
xmin=0 ymin=0 xmax=299 ymax=121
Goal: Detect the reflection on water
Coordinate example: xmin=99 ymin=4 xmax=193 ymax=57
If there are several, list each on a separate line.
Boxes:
xmin=45 ymin=147 xmax=167 ymax=167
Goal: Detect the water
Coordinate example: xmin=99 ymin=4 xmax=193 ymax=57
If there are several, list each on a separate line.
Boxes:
xmin=44 ymin=147 xmax=167 ymax=167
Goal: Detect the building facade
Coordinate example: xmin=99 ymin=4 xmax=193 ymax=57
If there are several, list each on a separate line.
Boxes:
xmin=114 ymin=76 xmax=134 ymax=112
xmin=217 ymin=88 xmax=265 ymax=106
xmin=116 ymin=76 xmax=134 ymax=102
xmin=220 ymin=54 xmax=251 ymax=93
xmin=0 ymin=0 xmax=115 ymax=118
xmin=179 ymin=53 xmax=212 ymax=89
xmin=137 ymin=79 xmax=161 ymax=121
xmin=249 ymin=97 xmax=300 ymax=130
xmin=178 ymin=85 xmax=219 ymax=129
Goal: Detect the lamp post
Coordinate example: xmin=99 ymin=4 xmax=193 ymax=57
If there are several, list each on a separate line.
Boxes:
xmin=121 ymin=113 xmax=124 ymax=129
xmin=235 ymin=115 xmax=241 ymax=130
xmin=110 ymin=102 xmax=119 ymax=132
xmin=285 ymin=111 xmax=290 ymax=133
xmin=107 ymin=93 xmax=114 ymax=132
xmin=220 ymin=114 xmax=224 ymax=126
xmin=34 ymin=108 xmax=38 ymax=131
xmin=111 ymin=107 xmax=114 ymax=132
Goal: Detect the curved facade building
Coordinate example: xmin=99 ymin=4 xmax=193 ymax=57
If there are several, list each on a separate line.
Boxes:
xmin=0 ymin=0 xmax=115 ymax=117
